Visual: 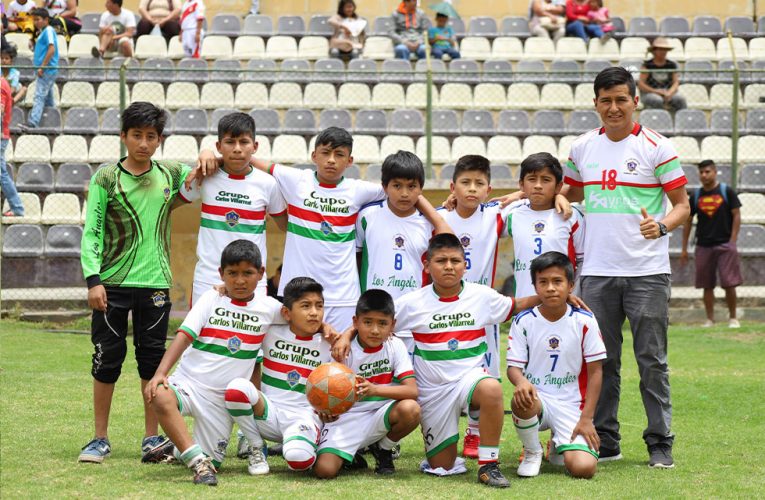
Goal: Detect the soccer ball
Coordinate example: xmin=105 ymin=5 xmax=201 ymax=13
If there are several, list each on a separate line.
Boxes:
xmin=305 ymin=362 xmax=357 ymax=416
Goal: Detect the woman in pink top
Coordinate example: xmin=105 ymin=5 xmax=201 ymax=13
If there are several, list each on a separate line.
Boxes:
xmin=564 ymin=0 xmax=604 ymax=42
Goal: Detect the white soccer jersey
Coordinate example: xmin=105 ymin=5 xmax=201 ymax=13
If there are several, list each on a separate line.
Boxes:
xmin=437 ymin=202 xmax=506 ymax=287
xmin=180 ymin=0 xmax=205 ymax=31
xmin=506 ymin=305 xmax=607 ymax=408
xmin=504 ymin=201 xmax=585 ymax=298
xmin=270 ymin=165 xmax=385 ymax=306
xmin=175 ymin=290 xmax=284 ymax=393
xmin=394 ymin=282 xmax=514 ymax=388
xmin=7 ymin=1 xmax=35 ymax=18
xmin=346 ymin=336 xmax=415 ymax=413
xmin=564 ymin=123 xmax=687 ymax=276
xmin=180 ymin=168 xmax=286 ymax=293
xmin=356 ymin=201 xmax=434 ymax=300
xmin=260 ymin=324 xmax=333 ymax=411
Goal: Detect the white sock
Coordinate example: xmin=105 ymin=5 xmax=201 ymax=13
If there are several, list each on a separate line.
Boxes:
xmin=513 ymin=414 xmax=542 ymax=452
xmin=378 ymin=436 xmax=397 ymax=451
xmin=467 ymin=410 xmax=480 ymax=437
xmin=478 ymin=446 xmax=499 ymax=465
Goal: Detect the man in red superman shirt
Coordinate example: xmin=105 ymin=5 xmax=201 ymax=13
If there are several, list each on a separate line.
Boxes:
xmin=680 ymin=160 xmax=742 ymax=328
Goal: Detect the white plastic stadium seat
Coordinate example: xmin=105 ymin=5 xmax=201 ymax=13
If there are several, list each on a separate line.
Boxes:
xmin=271 ymin=135 xmax=308 ymax=164
xmin=487 ymin=135 xmax=523 ymax=164
xmin=233 ymin=36 xmax=266 ymax=59
xmin=522 ymin=135 xmax=558 ymax=158
xmin=5 ymin=33 xmax=33 ymax=57
xmin=739 ymin=136 xmax=765 ymax=164
xmin=619 ymin=37 xmax=650 ymax=60
xmin=161 ymin=135 xmax=199 ymax=165
xmin=67 ymin=34 xmax=99 ymax=58
xmin=380 ymin=135 xmax=415 ymax=159
xmin=130 ymin=82 xmax=165 ymax=108
xmin=670 ymin=136 xmax=701 ymax=164
xmin=168 ymin=36 xmax=185 ymax=59
xmin=96 ymin=82 xmax=125 ymax=109
xmin=60 ymin=82 xmax=96 ymax=108
xmin=362 ymin=36 xmax=394 ymax=60
xmin=743 ymin=84 xmax=765 ymax=109
xmin=303 ymin=83 xmax=338 ymax=109
xmin=437 ymin=83 xmax=473 ymax=110
xmin=351 ymin=135 xmax=381 ymax=164
xmin=13 ymin=135 xmax=50 ymax=163
xmin=268 ymin=82 xmax=303 ymax=109
xmin=491 ymin=37 xmax=524 ymax=60
xmin=715 ymin=37 xmax=748 ymax=61
xmin=165 ymin=82 xmax=200 ymax=110
xmin=677 ymin=84 xmax=710 ymax=110
xmin=51 ymin=135 xmax=88 ymax=164
xmin=88 ymin=135 xmax=121 ymax=164
xmin=41 ymin=193 xmax=81 ymax=224
xmin=540 ymin=83 xmax=574 ymax=110
xmin=298 ymin=36 xmax=329 ymax=60
xmin=450 ymin=136 xmax=486 ymax=162
xmin=405 ymin=83 xmax=439 ymax=109
xmin=337 ymin=83 xmax=371 ymax=109
xmin=200 ymin=82 xmax=235 ymax=109
xmin=507 ymin=83 xmax=541 ymax=109
xmin=201 ymin=36 xmax=233 ymax=59
xmin=2 ymin=192 xmax=41 ymax=224
xmin=738 ymin=193 xmax=765 ymax=224
xmin=684 ymin=37 xmax=715 ymax=59
xmin=416 ymin=136 xmax=451 ymax=165
xmin=265 ymin=36 xmax=298 ymax=59
xmin=709 ymin=84 xmax=743 ymax=110
xmin=573 ymin=83 xmax=595 ymax=109
xmin=473 ymin=83 xmax=507 ymax=110
xmin=523 ymin=37 xmax=555 ymax=61
xmin=554 ymin=37 xmax=587 ymax=61
xmin=135 ymin=35 xmax=168 ymax=59
xmin=587 ymin=37 xmax=619 ymax=60
xmin=235 ymin=82 xmax=269 ymax=109
xmin=460 ymin=37 xmax=492 ymax=60
xmin=371 ymin=83 xmax=406 ymax=109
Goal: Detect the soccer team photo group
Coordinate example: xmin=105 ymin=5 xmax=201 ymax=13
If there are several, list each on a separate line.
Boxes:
xmin=1 ymin=0 xmax=763 ymax=496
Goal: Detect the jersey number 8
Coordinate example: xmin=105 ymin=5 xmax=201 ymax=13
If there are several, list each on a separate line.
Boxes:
xmin=394 ymin=253 xmax=403 ymax=270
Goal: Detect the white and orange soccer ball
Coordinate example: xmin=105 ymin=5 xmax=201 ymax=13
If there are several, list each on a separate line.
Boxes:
xmin=305 ymin=362 xmax=357 ymax=416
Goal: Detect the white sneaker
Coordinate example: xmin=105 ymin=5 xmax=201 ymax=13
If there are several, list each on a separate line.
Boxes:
xmin=247 ymin=447 xmax=270 ymax=475
xmin=702 ymin=319 xmax=714 ymax=327
xmin=517 ymin=448 xmax=543 ymax=477
xmin=728 ymin=318 xmax=741 ymax=328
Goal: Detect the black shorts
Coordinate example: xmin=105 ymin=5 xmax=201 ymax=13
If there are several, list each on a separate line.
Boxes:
xmin=91 ymin=287 xmax=172 ymax=383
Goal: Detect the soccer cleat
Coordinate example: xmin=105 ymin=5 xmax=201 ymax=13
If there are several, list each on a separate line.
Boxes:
xmin=702 ymin=319 xmax=714 ymax=328
xmin=247 ymin=447 xmax=270 ymax=475
xmin=462 ymin=432 xmax=480 ymax=459
xmin=648 ymin=444 xmax=674 ymax=469
xmin=236 ymin=431 xmax=250 ymax=459
xmin=141 ymin=435 xmax=174 ymax=463
xmin=369 ymin=443 xmax=395 ymax=475
xmin=517 ymin=448 xmax=543 ymax=477
xmin=342 ymin=452 xmax=368 ymax=471
xmin=78 ymin=437 xmax=111 ymax=463
xmin=597 ymin=446 xmax=623 ymax=462
xmin=478 ymin=462 xmax=510 ymax=488
xmin=728 ymin=318 xmax=741 ymax=329
xmin=192 ymin=457 xmax=218 ymax=485
xmin=391 ymin=443 xmax=401 ymax=460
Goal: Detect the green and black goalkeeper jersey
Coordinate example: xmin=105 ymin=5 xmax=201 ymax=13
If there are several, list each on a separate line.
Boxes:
xmin=81 ymin=159 xmax=191 ymax=288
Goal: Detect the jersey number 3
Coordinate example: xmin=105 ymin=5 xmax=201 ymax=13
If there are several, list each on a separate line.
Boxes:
xmin=533 ymin=237 xmax=542 ymax=255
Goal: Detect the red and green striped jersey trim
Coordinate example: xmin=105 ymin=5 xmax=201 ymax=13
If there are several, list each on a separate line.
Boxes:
xmin=413 ymin=342 xmax=487 ymax=361
xmin=286 ymin=222 xmax=355 ymax=243
xmin=261 ymin=373 xmax=306 ymax=393
xmin=412 ymin=328 xmax=486 ymax=344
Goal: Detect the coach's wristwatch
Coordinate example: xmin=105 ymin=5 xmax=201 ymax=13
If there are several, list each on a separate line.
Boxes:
xmin=657 ymin=222 xmax=668 ymax=237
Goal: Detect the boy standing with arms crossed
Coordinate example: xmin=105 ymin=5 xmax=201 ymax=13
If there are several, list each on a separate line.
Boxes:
xmin=507 ymin=251 xmax=605 ymax=479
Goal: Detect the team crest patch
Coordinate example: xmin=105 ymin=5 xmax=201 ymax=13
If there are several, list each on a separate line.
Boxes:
xmin=459 ymin=234 xmax=471 ymax=248
xmin=151 ymin=291 xmax=167 ymax=308
xmin=227 ymin=336 xmax=242 ymax=354
xmin=447 ymin=338 xmax=459 ymax=351
xmin=163 ymin=186 xmax=171 ymax=202
xmin=624 ymin=157 xmax=639 ymax=174
xmin=320 ymin=220 xmax=333 ymax=235
xmin=287 ymin=370 xmax=301 ymax=388
xmin=547 ymin=336 xmax=560 ymax=350
xmin=533 ymin=221 xmax=545 ymax=233
xmin=225 ymin=210 xmax=240 ymax=227
xmin=394 ymin=235 xmax=405 ymax=248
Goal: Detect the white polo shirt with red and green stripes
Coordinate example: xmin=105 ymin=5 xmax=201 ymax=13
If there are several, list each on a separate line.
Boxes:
xmin=259 ymin=324 xmax=333 ymax=411
xmin=180 ymin=167 xmax=286 ymax=296
xmin=564 ymin=123 xmax=687 ymax=276
xmin=345 ymin=335 xmax=415 ymax=413
xmin=175 ymin=290 xmax=284 ymax=393
xmin=394 ymin=282 xmax=515 ymax=388
xmin=269 ymin=165 xmax=385 ymax=307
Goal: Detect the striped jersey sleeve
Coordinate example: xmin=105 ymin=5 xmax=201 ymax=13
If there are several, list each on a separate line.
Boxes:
xmin=650 ymin=132 xmax=686 ymax=192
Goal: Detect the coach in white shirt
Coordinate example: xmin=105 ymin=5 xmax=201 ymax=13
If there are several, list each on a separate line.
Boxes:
xmin=561 ymin=67 xmax=690 ymax=468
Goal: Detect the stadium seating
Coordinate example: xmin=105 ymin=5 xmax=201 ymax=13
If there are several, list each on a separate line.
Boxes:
xmin=51 ymin=135 xmax=88 ymax=164
xmin=355 ymin=109 xmax=387 ymax=136
xmin=55 ymin=163 xmax=92 ymax=193
xmin=165 ymin=82 xmax=201 ymax=110
xmin=135 ymin=35 xmax=168 ymax=59
xmin=45 ymin=225 xmax=83 ymax=257
xmin=63 ymin=107 xmax=99 ymax=135
xmin=41 ymin=194 xmax=81 ymax=225
xmin=210 ymin=14 xmax=242 ymax=37
xmin=390 ymin=109 xmax=425 ymax=135
xmin=2 ymin=224 xmax=43 ymax=257
xmin=303 ymin=83 xmax=337 ymax=109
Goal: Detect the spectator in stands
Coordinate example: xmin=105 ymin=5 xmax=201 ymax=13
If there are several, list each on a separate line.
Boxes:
xmin=638 ymin=37 xmax=686 ymax=112
xmin=390 ymin=0 xmax=431 ymax=61
xmin=1 ymin=75 xmax=24 ymax=217
xmin=250 ymin=0 xmax=260 ymax=15
xmin=587 ymin=0 xmax=614 ymax=34
xmin=179 ymin=0 xmax=205 ymax=59
xmin=6 ymin=0 xmax=36 ymax=33
xmin=428 ymin=13 xmax=460 ymax=60
xmin=1 ymin=43 xmax=28 ymax=104
xmin=92 ymin=0 xmax=136 ymax=59
xmin=329 ymin=0 xmax=366 ymax=60
xmin=529 ymin=0 xmax=566 ymax=41
xmin=136 ymin=0 xmax=181 ymax=42
xmin=564 ymin=0 xmax=605 ymax=42
xmin=44 ymin=0 xmax=82 ymax=36
xmin=680 ymin=160 xmax=742 ymax=329
xmin=19 ymin=9 xmax=58 ymax=133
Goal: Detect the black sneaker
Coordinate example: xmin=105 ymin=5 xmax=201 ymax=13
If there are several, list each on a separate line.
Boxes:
xmin=192 ymin=457 xmax=218 ymax=486
xmin=342 ymin=452 xmax=368 ymax=471
xmin=91 ymin=46 xmax=102 ymax=59
xmin=369 ymin=443 xmax=395 ymax=475
xmin=477 ymin=462 xmax=510 ymax=488
xmin=597 ymin=445 xmax=623 ymax=462
xmin=267 ymin=443 xmax=283 ymax=457
xmin=141 ymin=435 xmax=174 ymax=463
xmin=648 ymin=444 xmax=674 ymax=468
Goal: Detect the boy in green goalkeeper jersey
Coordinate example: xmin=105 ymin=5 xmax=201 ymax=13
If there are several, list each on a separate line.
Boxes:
xmin=78 ymin=101 xmax=204 ymax=464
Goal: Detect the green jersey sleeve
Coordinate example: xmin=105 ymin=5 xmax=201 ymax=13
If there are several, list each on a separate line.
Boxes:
xmin=81 ymin=167 xmax=114 ymax=288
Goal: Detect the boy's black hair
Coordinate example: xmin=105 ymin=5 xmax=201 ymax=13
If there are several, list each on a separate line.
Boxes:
xmin=314 ymin=126 xmax=353 ymax=154
xmin=698 ymin=159 xmax=716 ymax=170
xmin=120 ymin=101 xmax=167 ymax=135
xmin=217 ymin=112 xmax=256 ymax=141
xmin=426 ymin=233 xmax=465 ymax=260
xmin=111 ymin=0 xmax=124 ymax=7
xmin=530 ymin=251 xmax=574 ymax=285
xmin=336 ymin=0 xmax=357 ymax=18
xmin=355 ymin=289 xmax=395 ymax=318
xmin=220 ymin=239 xmax=263 ymax=270
xmin=519 ymin=152 xmax=563 ymax=184
xmin=381 ymin=150 xmax=425 ymax=187
xmin=282 ymin=277 xmax=324 ymax=309
xmin=453 ymin=154 xmax=491 ymax=183
xmin=594 ymin=66 xmax=636 ymax=98
xmin=1 ymin=43 xmax=17 ymax=59
xmin=436 ymin=13 xmax=448 ymax=19
xmin=31 ymin=8 xmax=50 ymax=19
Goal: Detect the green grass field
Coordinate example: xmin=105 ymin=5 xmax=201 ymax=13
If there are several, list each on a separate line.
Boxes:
xmin=1 ymin=319 xmax=764 ymax=498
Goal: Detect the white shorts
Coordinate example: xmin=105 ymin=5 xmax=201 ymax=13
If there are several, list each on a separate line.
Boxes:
xmin=181 ymin=29 xmax=204 ymax=58
xmin=191 ymin=280 xmax=267 ymax=308
xmin=538 ymin=393 xmax=598 ymax=458
xmin=254 ymin=393 xmax=322 ymax=448
xmin=323 ymin=305 xmax=355 ymax=332
xmin=317 ymin=402 xmax=395 ymax=461
xmin=168 ymin=374 xmax=233 ymax=468
xmin=482 ymin=324 xmax=501 ymax=379
xmin=418 ymin=368 xmax=492 ymax=458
